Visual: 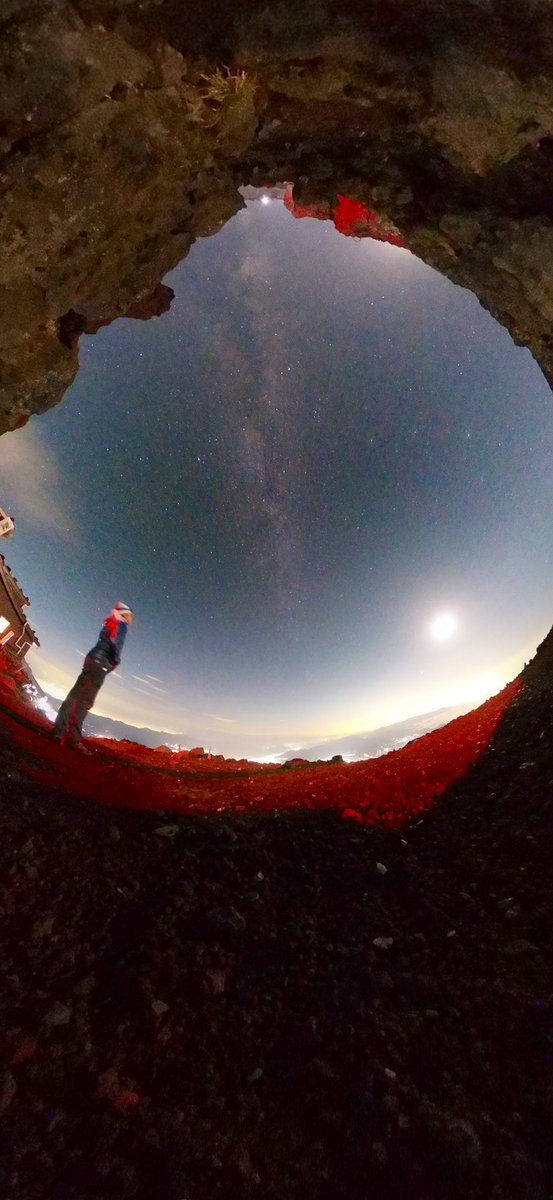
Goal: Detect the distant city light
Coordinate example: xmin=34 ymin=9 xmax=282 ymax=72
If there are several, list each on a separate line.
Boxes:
xmin=25 ymin=688 xmax=58 ymax=722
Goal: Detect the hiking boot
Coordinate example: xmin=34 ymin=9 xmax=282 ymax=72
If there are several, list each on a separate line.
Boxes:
xmin=66 ymin=741 xmax=93 ymax=755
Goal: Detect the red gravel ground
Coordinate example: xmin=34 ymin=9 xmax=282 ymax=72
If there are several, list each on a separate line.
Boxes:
xmin=0 ymin=650 xmax=521 ymax=825
xmin=0 ymin=644 xmax=552 ymax=1200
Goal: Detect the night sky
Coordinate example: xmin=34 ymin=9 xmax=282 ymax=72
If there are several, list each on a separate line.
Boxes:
xmin=2 ymin=190 xmax=553 ymax=757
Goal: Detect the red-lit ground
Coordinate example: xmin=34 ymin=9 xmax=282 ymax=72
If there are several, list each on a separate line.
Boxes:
xmin=0 ymin=649 xmax=521 ymax=824
xmin=1 ymin=645 xmax=552 ymax=1200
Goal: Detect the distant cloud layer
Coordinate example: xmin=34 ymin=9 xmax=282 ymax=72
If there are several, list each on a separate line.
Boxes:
xmin=0 ymin=425 xmax=73 ymax=537
xmin=131 ymin=675 xmax=168 ymax=693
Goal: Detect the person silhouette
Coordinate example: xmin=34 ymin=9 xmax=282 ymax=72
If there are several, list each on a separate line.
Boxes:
xmin=52 ymin=601 xmax=133 ymax=752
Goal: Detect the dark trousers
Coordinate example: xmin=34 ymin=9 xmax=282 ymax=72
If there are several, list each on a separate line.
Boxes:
xmin=53 ymin=656 xmax=107 ymax=744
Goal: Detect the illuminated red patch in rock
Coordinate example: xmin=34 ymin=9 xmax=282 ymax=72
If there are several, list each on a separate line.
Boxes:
xmin=283 ymin=185 xmax=331 ymax=222
xmin=283 ymin=186 xmax=406 ymax=247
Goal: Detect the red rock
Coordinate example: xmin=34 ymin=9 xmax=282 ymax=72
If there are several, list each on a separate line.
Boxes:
xmin=0 ymin=1072 xmax=16 ymax=1113
xmin=11 ymin=1037 xmax=38 ymax=1065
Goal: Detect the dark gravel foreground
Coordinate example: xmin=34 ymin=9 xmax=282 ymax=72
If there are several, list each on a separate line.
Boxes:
xmin=1 ymin=656 xmax=553 ymax=1199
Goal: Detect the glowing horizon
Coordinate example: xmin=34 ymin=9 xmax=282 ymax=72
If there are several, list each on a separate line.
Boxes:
xmin=27 ymin=642 xmax=529 ymax=753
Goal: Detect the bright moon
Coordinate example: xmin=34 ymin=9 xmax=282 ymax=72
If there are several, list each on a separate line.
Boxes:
xmin=430 ymin=613 xmax=457 ymax=640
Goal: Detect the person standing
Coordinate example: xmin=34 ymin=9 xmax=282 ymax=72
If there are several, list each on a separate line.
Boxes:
xmin=52 ymin=601 xmax=133 ymax=752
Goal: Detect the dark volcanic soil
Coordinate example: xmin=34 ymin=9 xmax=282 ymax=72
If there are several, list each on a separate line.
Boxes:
xmin=1 ymin=645 xmax=553 ymax=1199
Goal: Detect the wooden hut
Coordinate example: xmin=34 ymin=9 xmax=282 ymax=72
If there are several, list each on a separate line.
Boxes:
xmin=0 ymin=554 xmax=39 ymax=659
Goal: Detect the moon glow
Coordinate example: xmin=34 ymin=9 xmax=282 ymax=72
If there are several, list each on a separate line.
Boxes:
xmin=430 ymin=613 xmax=457 ymax=641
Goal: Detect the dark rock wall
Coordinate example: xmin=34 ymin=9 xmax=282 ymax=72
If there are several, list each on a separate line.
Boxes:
xmin=2 ymin=0 xmax=553 ymax=431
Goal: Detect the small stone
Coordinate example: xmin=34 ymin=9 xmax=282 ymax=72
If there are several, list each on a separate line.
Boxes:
xmin=216 ymin=824 xmax=238 ymax=844
xmin=98 ymin=1068 xmax=119 ymax=1100
xmin=11 ymin=1036 xmax=38 ymax=1065
xmin=447 ymin=929 xmax=456 ymax=937
xmin=231 ymin=1143 xmax=258 ymax=1181
xmin=108 ymin=825 xmax=121 ymax=842
xmin=204 ymin=969 xmax=227 ymax=995
xmin=0 ymin=1072 xmax=17 ymax=1114
xmin=504 ymin=939 xmax=540 ymax=955
xmin=154 ymin=825 xmax=179 ymax=838
xmin=373 ymin=937 xmax=393 ymax=949
xmin=384 ymin=1067 xmax=397 ymax=1080
xmin=497 ymin=897 xmax=514 ymax=911
xmin=310 ymin=1058 xmax=337 ymax=1079
xmin=74 ymin=975 xmax=96 ymax=996
xmin=447 ymin=1117 xmax=482 ymax=1162
xmin=372 ymin=1141 xmax=388 ymax=1165
xmin=152 ymin=999 xmax=169 ymax=1016
xmin=209 ymin=906 xmax=246 ymax=934
xmin=248 ymin=1067 xmax=263 ymax=1081
xmin=33 ymin=916 xmax=54 ymax=938
xmin=44 ymin=1002 xmax=72 ymax=1027
xmin=376 ymin=862 xmax=388 ymax=874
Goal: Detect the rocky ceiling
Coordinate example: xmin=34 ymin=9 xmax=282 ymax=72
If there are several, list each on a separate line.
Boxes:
xmin=2 ymin=0 xmax=553 ymax=434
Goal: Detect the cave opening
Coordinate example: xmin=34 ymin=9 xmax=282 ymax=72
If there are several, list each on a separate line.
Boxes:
xmin=2 ymin=186 xmax=553 ymax=761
